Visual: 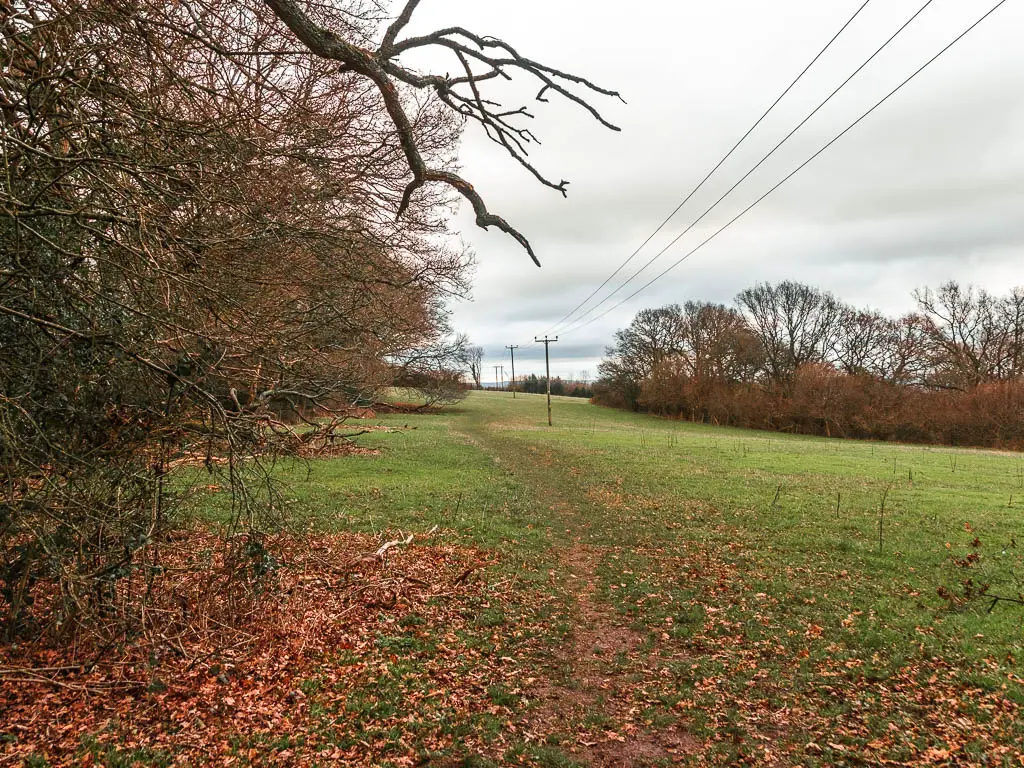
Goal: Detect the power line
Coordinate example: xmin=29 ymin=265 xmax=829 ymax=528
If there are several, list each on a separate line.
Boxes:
xmin=546 ymin=0 xmax=875 ymax=335
xmin=562 ymin=0 xmax=938 ymax=332
xmin=561 ymin=0 xmax=1010 ymax=337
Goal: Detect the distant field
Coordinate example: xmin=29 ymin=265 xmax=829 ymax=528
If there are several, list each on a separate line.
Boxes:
xmin=291 ymin=391 xmax=1024 ymax=657
xmin=454 ymin=391 xmax=1024 ymax=661
xmin=233 ymin=391 xmax=1024 ymax=763
xmin=11 ymin=390 xmax=1024 ymax=766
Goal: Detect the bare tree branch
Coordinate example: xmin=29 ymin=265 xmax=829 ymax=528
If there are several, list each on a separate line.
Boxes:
xmin=379 ymin=0 xmax=421 ymax=54
xmin=263 ymin=0 xmax=622 ymax=265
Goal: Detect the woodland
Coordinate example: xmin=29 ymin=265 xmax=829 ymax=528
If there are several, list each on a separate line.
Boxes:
xmin=594 ymin=280 xmax=1024 ymax=448
xmin=0 ymin=0 xmax=615 ymax=650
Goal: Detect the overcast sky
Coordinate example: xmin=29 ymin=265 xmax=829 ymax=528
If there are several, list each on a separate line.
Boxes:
xmin=403 ymin=0 xmax=1024 ymax=382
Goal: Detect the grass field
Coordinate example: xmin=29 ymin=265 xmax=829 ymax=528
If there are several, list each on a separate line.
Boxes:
xmin=232 ymin=391 xmax=1024 ymax=764
xmin=9 ymin=390 xmax=1024 ymax=766
xmin=299 ymin=391 xmax=1024 ymax=657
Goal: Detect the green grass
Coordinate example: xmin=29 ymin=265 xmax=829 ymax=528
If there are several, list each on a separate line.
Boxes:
xmin=192 ymin=405 xmax=557 ymax=555
xmin=181 ymin=390 xmax=1024 ymax=764
xmin=78 ymin=736 xmax=173 ymax=768
xmin=447 ymin=392 xmax=1024 ymax=655
xmin=194 ymin=389 xmax=1023 ymax=665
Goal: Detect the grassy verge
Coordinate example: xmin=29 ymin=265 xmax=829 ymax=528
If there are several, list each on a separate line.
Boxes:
xmin=454 ymin=391 xmax=1024 ymax=764
xmin=7 ymin=390 xmax=1023 ymax=766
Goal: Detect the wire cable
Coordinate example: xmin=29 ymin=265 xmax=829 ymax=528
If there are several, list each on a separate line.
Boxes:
xmin=563 ymin=0 xmax=938 ymax=331
xmin=560 ymin=0 xmax=1010 ymax=337
xmin=544 ymin=0 xmax=875 ymax=334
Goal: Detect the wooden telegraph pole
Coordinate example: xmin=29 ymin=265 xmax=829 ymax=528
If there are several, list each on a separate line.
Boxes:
xmin=505 ymin=345 xmax=518 ymax=398
xmin=534 ymin=336 xmax=558 ymax=426
xmin=493 ymin=364 xmax=501 ymax=391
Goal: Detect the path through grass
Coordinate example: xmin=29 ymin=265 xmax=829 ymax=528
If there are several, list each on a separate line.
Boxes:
xmin=269 ymin=391 xmax=1024 ymax=765
xmin=9 ymin=391 xmax=1024 ymax=766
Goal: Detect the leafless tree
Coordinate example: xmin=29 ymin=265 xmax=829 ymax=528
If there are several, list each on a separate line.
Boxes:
xmin=595 ymin=281 xmax=1024 ymax=444
xmin=597 ymin=306 xmax=687 ymax=411
xmin=998 ymin=287 xmax=1024 ymax=379
xmin=736 ymin=281 xmax=844 ymax=385
xmin=681 ymin=301 xmax=763 ymax=384
xmin=4 ymin=0 xmax=614 ymax=640
xmin=465 ymin=345 xmax=484 ymax=389
xmin=263 ymin=0 xmax=623 ymax=265
xmin=914 ymin=282 xmax=1010 ymax=389
xmin=610 ymin=306 xmax=688 ymax=375
xmin=831 ymin=308 xmax=890 ymax=376
xmin=872 ymin=314 xmax=931 ymax=386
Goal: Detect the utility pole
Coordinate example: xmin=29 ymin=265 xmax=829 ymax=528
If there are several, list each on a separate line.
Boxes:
xmin=534 ymin=336 xmax=558 ymax=426
xmin=493 ymin=364 xmax=501 ymax=391
xmin=505 ymin=345 xmax=519 ymax=398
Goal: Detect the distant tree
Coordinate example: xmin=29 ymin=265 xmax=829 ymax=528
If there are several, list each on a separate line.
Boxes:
xmin=596 ymin=305 xmax=688 ymax=409
xmin=393 ymin=332 xmax=471 ymax=405
xmin=874 ymin=314 xmax=931 ymax=386
xmin=831 ymin=308 xmax=890 ymax=376
xmin=615 ymin=305 xmax=688 ymax=374
xmin=466 ymin=346 xmax=485 ymax=389
xmin=914 ymin=282 xmax=1010 ymax=388
xmin=593 ymin=280 xmax=1024 ymax=448
xmin=736 ymin=281 xmax=843 ymax=385
xmin=681 ymin=301 xmax=763 ymax=384
xmin=998 ymin=287 xmax=1024 ymax=379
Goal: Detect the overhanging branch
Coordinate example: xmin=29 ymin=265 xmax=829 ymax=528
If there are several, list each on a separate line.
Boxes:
xmin=263 ymin=0 xmax=621 ymax=265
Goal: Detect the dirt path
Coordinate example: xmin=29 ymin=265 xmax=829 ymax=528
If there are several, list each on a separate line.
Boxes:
xmin=525 ymin=541 xmax=696 ymax=767
xmin=451 ymin=422 xmax=700 ymax=765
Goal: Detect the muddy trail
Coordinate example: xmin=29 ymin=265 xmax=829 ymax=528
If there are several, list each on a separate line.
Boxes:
xmin=457 ymin=414 xmax=703 ymax=766
xmin=524 ymin=542 xmax=698 ymax=766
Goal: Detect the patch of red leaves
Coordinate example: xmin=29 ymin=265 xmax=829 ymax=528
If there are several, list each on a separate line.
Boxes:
xmin=0 ymin=529 xmax=499 ymax=765
xmin=613 ymin=540 xmax=1024 ymax=766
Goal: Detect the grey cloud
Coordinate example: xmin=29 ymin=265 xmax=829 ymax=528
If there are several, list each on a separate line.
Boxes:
xmin=432 ymin=0 xmax=1024 ymax=377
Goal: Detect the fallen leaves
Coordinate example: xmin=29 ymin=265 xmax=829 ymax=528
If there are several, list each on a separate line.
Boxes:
xmin=588 ymin=538 xmax=1023 ymax=767
xmin=0 ymin=527 xmax=534 ymax=766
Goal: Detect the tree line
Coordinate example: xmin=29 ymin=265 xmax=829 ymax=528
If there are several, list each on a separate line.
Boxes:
xmin=506 ymin=375 xmax=594 ymax=398
xmin=594 ymin=280 xmax=1024 ymax=448
xmin=463 ymin=346 xmax=593 ymax=398
xmin=0 ymin=1 xmax=616 ymax=641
